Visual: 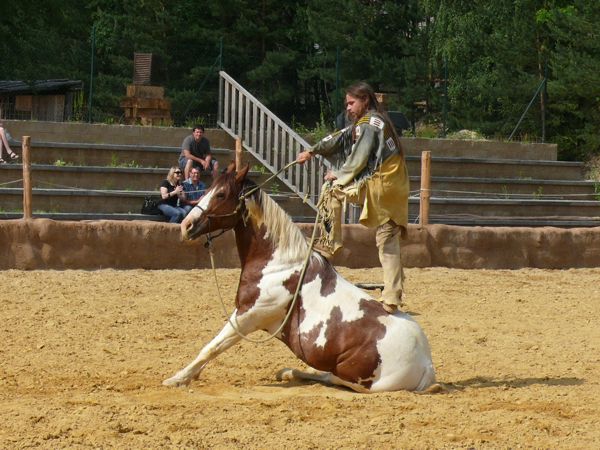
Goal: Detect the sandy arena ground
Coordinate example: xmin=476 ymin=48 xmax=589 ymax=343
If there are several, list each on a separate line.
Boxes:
xmin=1 ymin=268 xmax=599 ymax=449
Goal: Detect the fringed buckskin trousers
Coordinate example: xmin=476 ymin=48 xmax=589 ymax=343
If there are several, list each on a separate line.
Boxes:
xmin=317 ymin=182 xmax=404 ymax=306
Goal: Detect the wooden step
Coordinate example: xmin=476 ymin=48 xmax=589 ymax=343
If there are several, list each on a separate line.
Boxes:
xmin=408 ymin=176 xmax=599 ymax=200
xmin=408 ymin=214 xmax=600 ymax=227
xmin=406 ymin=155 xmax=585 ymax=181
xmin=22 ymin=141 xmax=234 ymax=168
xmin=3 ymin=164 xmax=595 ymax=201
xmin=0 ymin=187 xmax=315 ymax=217
xmin=0 ymin=163 xmax=274 ymax=190
xmin=407 ymin=196 xmax=600 ymax=218
xmin=401 ymin=137 xmax=557 ymax=161
xmin=0 ymin=211 xmax=315 ymax=223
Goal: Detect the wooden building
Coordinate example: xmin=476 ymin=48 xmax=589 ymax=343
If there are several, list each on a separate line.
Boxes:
xmin=0 ymin=79 xmax=83 ymax=122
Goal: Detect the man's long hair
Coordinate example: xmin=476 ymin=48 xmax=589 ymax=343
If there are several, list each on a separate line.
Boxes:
xmin=345 ymin=81 xmax=403 ymax=157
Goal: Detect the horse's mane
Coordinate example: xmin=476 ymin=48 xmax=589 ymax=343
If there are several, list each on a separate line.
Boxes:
xmin=243 ymin=183 xmax=309 ymax=263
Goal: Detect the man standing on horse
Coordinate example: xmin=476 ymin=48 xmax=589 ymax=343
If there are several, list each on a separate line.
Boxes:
xmin=296 ymin=82 xmax=410 ymax=314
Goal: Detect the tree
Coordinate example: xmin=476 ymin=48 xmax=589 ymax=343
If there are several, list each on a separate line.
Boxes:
xmin=538 ymin=3 xmax=600 ymax=159
xmin=0 ymin=0 xmax=90 ymax=81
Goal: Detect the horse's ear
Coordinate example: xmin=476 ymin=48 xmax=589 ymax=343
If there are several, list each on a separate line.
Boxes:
xmin=235 ymin=164 xmax=250 ymax=183
xmin=225 ymin=161 xmax=236 ymax=173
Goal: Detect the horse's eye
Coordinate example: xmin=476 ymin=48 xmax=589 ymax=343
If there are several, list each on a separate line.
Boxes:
xmin=216 ymin=192 xmax=226 ymax=199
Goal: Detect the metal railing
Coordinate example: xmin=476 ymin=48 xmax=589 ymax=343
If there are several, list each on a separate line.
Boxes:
xmin=218 ymin=71 xmax=329 ymax=211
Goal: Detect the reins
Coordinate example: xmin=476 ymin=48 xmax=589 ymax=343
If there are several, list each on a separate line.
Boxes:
xmin=204 ymin=160 xmax=324 ymax=344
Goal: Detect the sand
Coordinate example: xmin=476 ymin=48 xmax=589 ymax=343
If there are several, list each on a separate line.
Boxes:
xmin=1 ymin=268 xmax=599 ymax=448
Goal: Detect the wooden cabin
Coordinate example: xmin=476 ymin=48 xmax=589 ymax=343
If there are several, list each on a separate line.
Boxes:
xmin=0 ymin=79 xmax=83 ymax=122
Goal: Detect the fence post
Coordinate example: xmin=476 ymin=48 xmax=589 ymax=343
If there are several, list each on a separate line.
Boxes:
xmin=22 ymin=136 xmax=32 ymax=219
xmin=235 ymin=138 xmax=243 ymax=171
xmin=419 ymin=150 xmax=431 ymax=227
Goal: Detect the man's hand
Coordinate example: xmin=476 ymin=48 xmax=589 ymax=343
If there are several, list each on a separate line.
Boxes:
xmin=324 ymin=170 xmax=337 ymax=182
xmin=296 ymin=151 xmax=313 ymax=164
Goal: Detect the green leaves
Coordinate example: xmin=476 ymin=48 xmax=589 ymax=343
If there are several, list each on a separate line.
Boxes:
xmin=1 ymin=0 xmax=598 ymax=160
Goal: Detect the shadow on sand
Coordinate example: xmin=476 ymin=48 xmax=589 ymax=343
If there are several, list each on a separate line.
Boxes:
xmin=446 ymin=375 xmax=584 ymax=391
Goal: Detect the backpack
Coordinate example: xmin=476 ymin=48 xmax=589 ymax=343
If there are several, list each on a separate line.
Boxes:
xmin=141 ymin=196 xmax=161 ymax=215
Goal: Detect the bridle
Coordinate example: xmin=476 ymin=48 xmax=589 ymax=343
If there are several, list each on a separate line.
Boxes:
xmin=190 ymin=160 xmax=324 ymax=344
xmin=191 ymin=161 xmax=299 ymax=248
xmin=193 ymin=202 xmax=243 ymax=248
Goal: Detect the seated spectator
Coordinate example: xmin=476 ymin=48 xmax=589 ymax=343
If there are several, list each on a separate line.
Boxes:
xmin=179 ymin=125 xmax=219 ymax=181
xmin=0 ymin=122 xmax=19 ymax=164
xmin=181 ymin=167 xmax=206 ymax=215
xmin=158 ymin=167 xmax=187 ymax=223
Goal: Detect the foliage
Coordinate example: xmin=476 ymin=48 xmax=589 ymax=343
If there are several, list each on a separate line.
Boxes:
xmin=1 ymin=1 xmax=599 ymax=161
xmin=586 ymin=155 xmax=600 ymax=182
xmin=446 ymin=130 xmax=487 ymax=141
xmin=293 ymin=107 xmax=332 ymax=145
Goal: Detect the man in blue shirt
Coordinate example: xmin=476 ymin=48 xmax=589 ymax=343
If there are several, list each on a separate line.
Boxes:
xmin=181 ymin=168 xmax=206 ymax=216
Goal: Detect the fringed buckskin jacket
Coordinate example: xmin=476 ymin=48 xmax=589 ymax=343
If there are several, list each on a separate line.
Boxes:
xmin=309 ymin=109 xmax=410 ymax=235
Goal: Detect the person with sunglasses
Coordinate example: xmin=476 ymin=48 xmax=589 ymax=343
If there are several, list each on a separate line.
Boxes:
xmin=158 ymin=167 xmax=187 ymax=223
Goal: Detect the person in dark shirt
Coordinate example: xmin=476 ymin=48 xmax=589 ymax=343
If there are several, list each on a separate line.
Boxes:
xmin=178 ymin=125 xmax=219 ymax=180
xmin=158 ymin=167 xmax=187 ymax=223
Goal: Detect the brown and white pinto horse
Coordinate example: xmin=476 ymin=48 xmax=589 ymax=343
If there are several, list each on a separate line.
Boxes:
xmin=163 ymin=165 xmax=436 ymax=393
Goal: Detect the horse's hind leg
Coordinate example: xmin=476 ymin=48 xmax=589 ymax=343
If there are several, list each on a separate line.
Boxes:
xmin=276 ymin=368 xmax=369 ymax=393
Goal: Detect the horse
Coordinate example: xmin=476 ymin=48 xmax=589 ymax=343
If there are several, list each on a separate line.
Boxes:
xmin=163 ymin=164 xmax=436 ymax=393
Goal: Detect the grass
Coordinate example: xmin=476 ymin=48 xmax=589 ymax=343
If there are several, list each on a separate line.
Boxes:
xmin=446 ymin=129 xmax=487 ymax=140
xmin=109 ymin=153 xmax=140 ymax=168
xmin=584 ymin=155 xmax=600 ymax=201
xmin=53 ymin=159 xmax=73 ymax=167
xmin=270 ymin=182 xmax=280 ymax=194
xmin=251 ymin=165 xmax=268 ymax=174
xmin=586 ymin=155 xmax=600 ymax=181
xmin=293 ymin=110 xmax=332 ymax=145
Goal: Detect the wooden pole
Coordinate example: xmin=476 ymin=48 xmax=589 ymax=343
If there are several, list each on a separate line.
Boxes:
xmin=419 ymin=150 xmax=431 ymax=227
xmin=22 ymin=136 xmax=32 ymax=219
xmin=235 ymin=138 xmax=243 ymax=171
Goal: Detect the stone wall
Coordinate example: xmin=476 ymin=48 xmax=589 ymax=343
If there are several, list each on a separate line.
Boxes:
xmin=1 ymin=219 xmax=599 ymax=270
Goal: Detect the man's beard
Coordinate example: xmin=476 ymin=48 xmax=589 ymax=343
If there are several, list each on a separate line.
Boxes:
xmin=348 ymin=108 xmax=366 ymax=123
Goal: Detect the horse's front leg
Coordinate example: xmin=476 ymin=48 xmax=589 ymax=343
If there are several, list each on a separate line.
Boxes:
xmin=163 ymin=310 xmax=248 ymax=387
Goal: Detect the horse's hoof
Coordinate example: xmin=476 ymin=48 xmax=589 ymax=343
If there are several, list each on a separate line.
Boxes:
xmin=382 ymin=303 xmax=398 ymax=314
xmin=418 ymin=383 xmax=446 ymax=394
xmin=162 ymin=376 xmax=189 ymax=387
xmin=276 ymin=368 xmax=294 ymax=382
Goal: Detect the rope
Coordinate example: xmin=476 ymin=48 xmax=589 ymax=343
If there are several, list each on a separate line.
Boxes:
xmin=0 ymin=178 xmax=23 ymax=187
xmin=240 ymin=160 xmax=300 ymax=199
xmin=415 ymin=187 xmax=600 ymax=199
xmin=207 ymin=201 xmax=322 ymax=344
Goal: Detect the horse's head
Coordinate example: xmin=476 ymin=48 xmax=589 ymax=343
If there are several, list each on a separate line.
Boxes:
xmin=181 ymin=163 xmax=250 ymax=241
